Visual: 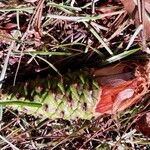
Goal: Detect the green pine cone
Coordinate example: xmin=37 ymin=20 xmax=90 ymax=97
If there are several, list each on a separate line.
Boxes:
xmin=1 ymin=70 xmax=99 ymax=120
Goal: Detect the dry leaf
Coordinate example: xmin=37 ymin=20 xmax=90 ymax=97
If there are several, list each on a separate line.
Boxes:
xmin=91 ymin=63 xmax=129 ymax=77
xmin=95 ymin=78 xmax=143 ymax=114
xmin=92 ymin=61 xmax=148 ymax=115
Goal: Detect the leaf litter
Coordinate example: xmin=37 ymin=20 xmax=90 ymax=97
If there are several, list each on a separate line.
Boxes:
xmin=0 ymin=0 xmax=149 ymax=149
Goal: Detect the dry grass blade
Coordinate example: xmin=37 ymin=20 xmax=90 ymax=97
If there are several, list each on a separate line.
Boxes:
xmin=0 ymin=41 xmax=15 ymax=88
xmin=0 ymin=39 xmax=16 ymax=129
xmin=108 ymin=20 xmax=130 ymax=41
xmin=126 ymin=24 xmax=143 ymax=50
xmin=86 ymin=23 xmax=113 ymax=55
xmin=46 ymin=10 xmax=125 ymax=22
xmin=0 ymin=135 xmax=19 ymax=150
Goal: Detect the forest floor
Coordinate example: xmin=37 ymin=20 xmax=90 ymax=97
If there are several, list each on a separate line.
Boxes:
xmin=0 ymin=0 xmax=149 ymax=149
